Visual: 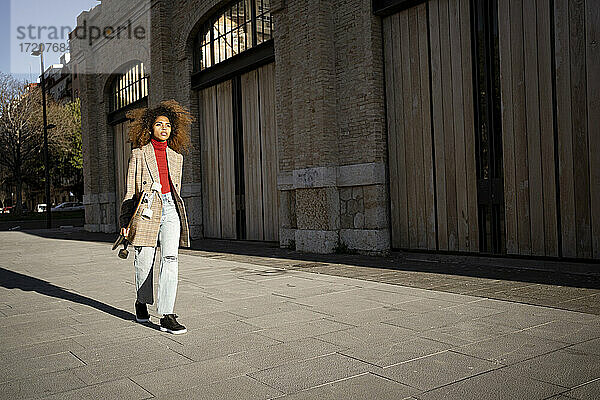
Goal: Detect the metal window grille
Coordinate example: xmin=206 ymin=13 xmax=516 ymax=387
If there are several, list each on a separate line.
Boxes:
xmin=194 ymin=0 xmax=274 ymax=72
xmin=111 ymin=62 xmax=148 ymax=112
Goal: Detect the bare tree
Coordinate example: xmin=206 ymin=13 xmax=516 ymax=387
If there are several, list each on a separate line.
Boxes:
xmin=0 ymin=73 xmax=71 ymax=216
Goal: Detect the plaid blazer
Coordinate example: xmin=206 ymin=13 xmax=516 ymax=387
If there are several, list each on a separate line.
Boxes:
xmin=119 ymin=142 xmax=190 ymax=247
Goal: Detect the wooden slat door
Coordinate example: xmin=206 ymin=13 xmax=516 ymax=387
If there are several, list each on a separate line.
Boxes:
xmin=384 ymin=0 xmax=478 ymax=252
xmin=585 ymin=0 xmax=600 ymax=259
xmin=384 ymin=5 xmax=436 ymax=250
xmin=241 ymin=64 xmax=279 ymax=241
xmin=200 ymin=85 xmax=220 ymax=238
xmin=498 ymin=0 xmax=558 ymax=257
xmin=384 ymin=0 xmax=598 ymax=260
xmin=258 ymin=63 xmax=279 ymax=241
xmin=498 ymin=0 xmax=599 ymax=259
xmin=432 ymin=0 xmax=479 ymax=252
xmin=241 ymin=70 xmax=263 ymax=241
xmin=199 ymin=63 xmax=278 ymax=241
xmin=217 ymin=80 xmax=237 ymax=239
xmin=199 ymin=83 xmax=236 ymax=239
xmin=554 ymin=0 xmax=599 ymax=259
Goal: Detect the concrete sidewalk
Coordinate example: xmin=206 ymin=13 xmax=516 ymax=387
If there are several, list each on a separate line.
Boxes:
xmin=0 ymin=230 xmax=599 ymax=399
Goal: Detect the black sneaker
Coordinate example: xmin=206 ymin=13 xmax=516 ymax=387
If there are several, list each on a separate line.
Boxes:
xmin=135 ymin=300 xmax=150 ymax=323
xmin=160 ymin=314 xmax=187 ymax=334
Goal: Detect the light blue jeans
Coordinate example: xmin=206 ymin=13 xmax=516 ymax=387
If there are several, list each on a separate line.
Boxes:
xmin=134 ymin=192 xmax=180 ymax=315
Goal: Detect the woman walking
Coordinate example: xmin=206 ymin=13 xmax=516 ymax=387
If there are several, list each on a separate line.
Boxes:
xmin=119 ymin=100 xmax=192 ymax=334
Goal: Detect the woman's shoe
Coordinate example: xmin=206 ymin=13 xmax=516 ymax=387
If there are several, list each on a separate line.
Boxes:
xmin=135 ymin=300 xmax=150 ymax=323
xmin=160 ymin=314 xmax=187 ymax=334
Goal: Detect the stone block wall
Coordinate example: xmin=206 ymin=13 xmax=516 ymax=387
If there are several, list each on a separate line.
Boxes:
xmin=273 ymin=0 xmax=390 ymax=254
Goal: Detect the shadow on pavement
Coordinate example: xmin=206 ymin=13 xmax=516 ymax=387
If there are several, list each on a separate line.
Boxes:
xmin=0 ymin=267 xmax=136 ymax=321
xmin=12 ymin=228 xmax=600 ymax=290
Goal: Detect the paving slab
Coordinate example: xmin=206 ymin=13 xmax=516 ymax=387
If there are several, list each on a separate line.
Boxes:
xmin=166 ymin=320 xmax=262 ymax=344
xmin=153 ymin=375 xmax=284 ymax=400
xmin=130 ymin=355 xmax=259 ymax=396
xmin=243 ymin=309 xmax=330 ymax=329
xmin=348 ymin=287 xmax=423 ymax=305
xmin=247 ymin=353 xmax=374 ymax=394
xmin=377 ymin=350 xmax=501 ymax=391
xmin=0 ymin=325 xmax=83 ymax=351
xmin=385 ymin=305 xmax=505 ymax=332
xmin=451 ymin=331 xmax=571 ymax=365
xmin=415 ymin=368 xmax=565 ymax=400
xmin=227 ymin=337 xmax=342 ymax=371
xmin=71 ymin=348 xmax=193 ymax=386
xmin=70 ymin=335 xmax=180 ymax=364
xmin=269 ymin=283 xmax=358 ymax=300
xmin=475 ymin=309 xmax=559 ymax=330
xmin=0 ymin=337 xmax=85 ymax=364
xmin=0 ymin=314 xmax=77 ymax=337
xmin=38 ymin=378 xmax=152 ymax=400
xmin=325 ymin=305 xmax=417 ymax=326
xmin=521 ymin=320 xmax=600 ymax=344
xmin=315 ymin=321 xmax=417 ymax=348
xmin=504 ymin=348 xmax=600 ymax=389
xmin=562 ymin=378 xmax=600 ymax=400
xmin=422 ymin=319 xmax=518 ymax=343
xmin=0 ymin=351 xmax=84 ymax=383
xmin=256 ymin=317 xmax=354 ymax=342
xmin=274 ymin=372 xmax=417 ymax=399
xmin=69 ymin=323 xmax=160 ymax=349
xmin=392 ymin=297 xmax=474 ymax=313
xmin=566 ymin=338 xmax=600 ymax=356
xmin=0 ymin=369 xmax=88 ymax=399
xmin=338 ymin=336 xmax=452 ymax=368
xmin=293 ymin=292 xmax=390 ymax=314
xmin=222 ymin=299 xmax=311 ymax=318
xmin=164 ymin=331 xmax=282 ymax=362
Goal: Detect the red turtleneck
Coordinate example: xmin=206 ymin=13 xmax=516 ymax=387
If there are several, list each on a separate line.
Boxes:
xmin=151 ymin=138 xmax=171 ymax=194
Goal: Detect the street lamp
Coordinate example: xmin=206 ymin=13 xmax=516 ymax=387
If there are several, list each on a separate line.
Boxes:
xmin=31 ymin=48 xmax=53 ymax=229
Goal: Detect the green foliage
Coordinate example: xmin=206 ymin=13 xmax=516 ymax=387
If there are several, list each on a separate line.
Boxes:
xmin=25 ymin=98 xmax=83 ymax=198
xmin=51 ymin=98 xmax=83 ymax=181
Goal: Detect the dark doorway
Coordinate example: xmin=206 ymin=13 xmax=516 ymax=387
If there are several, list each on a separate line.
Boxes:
xmin=471 ymin=0 xmax=505 ymax=254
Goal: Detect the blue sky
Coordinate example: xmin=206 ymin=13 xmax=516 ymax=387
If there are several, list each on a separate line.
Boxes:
xmin=1 ymin=0 xmax=99 ymax=81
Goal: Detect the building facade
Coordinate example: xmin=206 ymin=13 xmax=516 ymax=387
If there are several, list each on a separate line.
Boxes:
xmin=74 ymin=0 xmax=599 ymax=260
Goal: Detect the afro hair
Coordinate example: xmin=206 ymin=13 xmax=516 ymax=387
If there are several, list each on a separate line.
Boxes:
xmin=126 ymin=99 xmax=194 ymax=154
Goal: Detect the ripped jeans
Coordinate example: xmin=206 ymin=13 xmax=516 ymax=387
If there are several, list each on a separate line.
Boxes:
xmin=134 ymin=192 xmax=180 ymax=315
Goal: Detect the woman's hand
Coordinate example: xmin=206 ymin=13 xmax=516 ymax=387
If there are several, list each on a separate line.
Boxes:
xmin=121 ymin=227 xmax=130 ymax=237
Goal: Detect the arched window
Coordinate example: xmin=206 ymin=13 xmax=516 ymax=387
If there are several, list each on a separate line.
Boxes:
xmin=110 ymin=62 xmax=148 ymax=112
xmin=194 ymin=0 xmax=273 ymax=72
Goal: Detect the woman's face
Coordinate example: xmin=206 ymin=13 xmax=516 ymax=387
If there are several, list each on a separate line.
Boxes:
xmin=152 ymin=115 xmax=171 ymax=142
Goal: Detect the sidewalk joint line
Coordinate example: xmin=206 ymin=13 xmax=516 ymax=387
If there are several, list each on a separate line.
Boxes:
xmin=68 ymin=350 xmax=87 ymax=366
xmin=245 ymin=373 xmax=285 ymax=394
xmin=416 ymin=366 xmax=510 ymax=395
xmin=382 ymin=349 xmax=451 ymax=369
xmin=128 ymin=377 xmax=156 ymax=398
xmin=335 ymin=351 xmax=386 ymax=368
xmin=568 ymin=376 xmax=600 ymax=390
xmin=290 ymin=371 xmax=372 ymax=393
xmin=369 ymin=370 xmax=423 ymax=390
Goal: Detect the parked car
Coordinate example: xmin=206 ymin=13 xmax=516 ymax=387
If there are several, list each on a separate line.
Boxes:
xmin=36 ymin=204 xmax=47 ymax=213
xmin=51 ymin=202 xmax=85 ymax=212
xmin=2 ymin=206 xmax=12 ymax=214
